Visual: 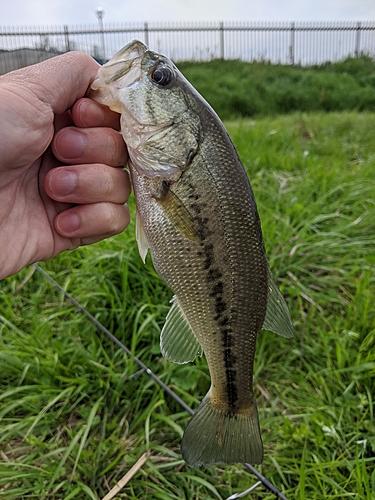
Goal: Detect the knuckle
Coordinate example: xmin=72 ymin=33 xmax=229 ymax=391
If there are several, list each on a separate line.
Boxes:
xmin=101 ymin=175 xmax=113 ymax=198
xmin=105 ymin=131 xmax=121 ymax=165
xmin=104 ymin=203 xmax=129 ymax=234
xmin=106 ymin=131 xmax=127 ymax=166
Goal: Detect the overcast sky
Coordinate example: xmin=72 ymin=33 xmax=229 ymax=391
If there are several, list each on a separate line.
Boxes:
xmin=2 ymin=0 xmax=375 ymax=26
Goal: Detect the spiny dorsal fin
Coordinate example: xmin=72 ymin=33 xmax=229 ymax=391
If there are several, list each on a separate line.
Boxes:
xmin=262 ymin=267 xmax=294 ymax=338
xmin=160 ymin=296 xmax=203 ymax=364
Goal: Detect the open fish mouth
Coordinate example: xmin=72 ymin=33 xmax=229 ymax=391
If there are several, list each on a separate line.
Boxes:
xmin=108 ymin=40 xmax=148 ymax=66
xmin=90 ymin=40 xmax=148 ymax=95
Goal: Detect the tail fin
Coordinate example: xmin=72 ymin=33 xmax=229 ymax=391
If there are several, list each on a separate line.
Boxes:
xmin=181 ymin=392 xmax=263 ymax=467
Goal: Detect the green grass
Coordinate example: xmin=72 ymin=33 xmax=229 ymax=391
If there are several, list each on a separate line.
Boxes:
xmin=1 ymin=111 xmax=375 ymax=499
xmin=177 ymin=56 xmax=375 ymax=120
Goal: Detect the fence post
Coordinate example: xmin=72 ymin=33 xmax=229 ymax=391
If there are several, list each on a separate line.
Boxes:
xmin=144 ymin=22 xmax=149 ymax=47
xmin=355 ymin=21 xmax=361 ymax=56
xmin=64 ymin=25 xmax=70 ymax=52
xmin=220 ymin=22 xmax=224 ymax=59
xmin=289 ymin=22 xmax=295 ymax=65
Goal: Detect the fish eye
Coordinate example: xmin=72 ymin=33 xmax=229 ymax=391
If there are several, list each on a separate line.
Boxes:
xmin=151 ymin=66 xmax=172 ymax=86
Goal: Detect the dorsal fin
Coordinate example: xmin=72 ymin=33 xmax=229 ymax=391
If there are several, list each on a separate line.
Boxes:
xmin=262 ymin=267 xmax=294 ymax=338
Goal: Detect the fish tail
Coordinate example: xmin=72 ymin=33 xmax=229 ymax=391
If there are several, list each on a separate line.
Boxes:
xmin=181 ymin=392 xmax=263 ymax=467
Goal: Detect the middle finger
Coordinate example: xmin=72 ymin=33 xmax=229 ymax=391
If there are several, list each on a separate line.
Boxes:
xmin=52 ymin=127 xmax=128 ymax=167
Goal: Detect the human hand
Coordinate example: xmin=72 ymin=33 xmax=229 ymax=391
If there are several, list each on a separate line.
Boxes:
xmin=0 ymin=52 xmax=130 ymax=280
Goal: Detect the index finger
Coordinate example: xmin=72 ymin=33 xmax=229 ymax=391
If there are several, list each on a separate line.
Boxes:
xmin=72 ymin=98 xmax=121 ymax=130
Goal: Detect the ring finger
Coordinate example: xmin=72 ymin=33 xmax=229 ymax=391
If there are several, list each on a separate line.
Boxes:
xmin=45 ymin=163 xmax=131 ymax=205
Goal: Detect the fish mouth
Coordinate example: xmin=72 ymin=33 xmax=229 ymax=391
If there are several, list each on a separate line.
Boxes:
xmin=110 ymin=39 xmax=148 ymax=65
xmin=89 ymin=39 xmax=174 ymax=132
xmin=91 ymin=40 xmax=148 ymax=91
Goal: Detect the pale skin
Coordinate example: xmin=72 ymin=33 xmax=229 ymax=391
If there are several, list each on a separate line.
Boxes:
xmin=0 ymin=51 xmax=131 ymax=280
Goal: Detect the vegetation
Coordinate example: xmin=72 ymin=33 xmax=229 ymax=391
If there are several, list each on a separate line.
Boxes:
xmin=178 ymin=56 xmax=375 ymax=119
xmin=1 ymin=58 xmax=375 ymax=499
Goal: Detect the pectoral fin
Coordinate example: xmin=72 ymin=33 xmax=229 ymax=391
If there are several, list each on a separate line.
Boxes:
xmin=160 ymin=295 xmax=203 ymax=364
xmin=157 ymin=187 xmax=201 ymax=243
xmin=136 ymin=209 xmax=149 ymax=264
xmin=262 ymin=267 xmax=294 ymax=338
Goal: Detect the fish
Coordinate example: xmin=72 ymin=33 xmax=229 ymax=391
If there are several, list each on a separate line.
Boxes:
xmin=89 ymin=40 xmax=293 ymax=468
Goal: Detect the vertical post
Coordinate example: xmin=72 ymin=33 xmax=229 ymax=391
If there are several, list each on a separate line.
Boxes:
xmin=355 ymin=21 xmax=361 ymax=57
xmin=144 ymin=22 xmax=149 ymax=47
xmin=220 ymin=21 xmax=224 ymax=60
xmin=96 ymin=7 xmax=106 ymax=62
xmin=289 ymin=22 xmax=295 ymax=65
xmin=64 ymin=25 xmax=70 ymax=52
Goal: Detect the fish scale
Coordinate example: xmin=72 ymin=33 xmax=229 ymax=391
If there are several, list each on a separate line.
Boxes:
xmin=89 ymin=39 xmax=293 ymax=467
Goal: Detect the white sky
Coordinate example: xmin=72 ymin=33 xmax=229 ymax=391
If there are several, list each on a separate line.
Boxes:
xmin=2 ymin=0 xmax=375 ymax=26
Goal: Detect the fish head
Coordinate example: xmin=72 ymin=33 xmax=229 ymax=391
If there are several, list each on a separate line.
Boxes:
xmin=89 ymin=40 xmax=202 ymax=180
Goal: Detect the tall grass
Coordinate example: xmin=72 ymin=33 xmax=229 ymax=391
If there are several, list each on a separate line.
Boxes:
xmin=178 ymin=56 xmax=375 ymax=119
xmin=1 ymin=80 xmax=375 ymax=497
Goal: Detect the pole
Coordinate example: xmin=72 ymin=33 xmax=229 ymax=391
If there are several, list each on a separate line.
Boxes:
xmin=355 ymin=21 xmax=361 ymax=57
xmin=220 ymin=21 xmax=224 ymax=59
xmin=144 ymin=22 xmax=149 ymax=47
xmin=289 ymin=22 xmax=295 ymax=65
xmin=96 ymin=7 xmax=106 ymax=62
xmin=63 ymin=25 xmax=70 ymax=52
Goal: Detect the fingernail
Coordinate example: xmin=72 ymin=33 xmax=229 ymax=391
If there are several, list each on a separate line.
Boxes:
xmin=56 ymin=212 xmax=80 ymax=234
xmin=55 ymin=129 xmax=85 ymax=159
xmin=51 ymin=170 xmax=77 ymax=196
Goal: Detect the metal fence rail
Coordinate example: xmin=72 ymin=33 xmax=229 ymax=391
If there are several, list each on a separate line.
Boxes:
xmin=0 ymin=21 xmax=374 ymax=74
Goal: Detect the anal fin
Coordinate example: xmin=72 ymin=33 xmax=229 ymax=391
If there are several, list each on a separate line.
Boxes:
xmin=160 ymin=296 xmax=203 ymax=364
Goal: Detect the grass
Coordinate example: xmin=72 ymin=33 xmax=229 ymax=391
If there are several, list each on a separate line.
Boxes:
xmin=177 ymin=56 xmax=375 ymax=119
xmin=1 ymin=107 xmax=375 ymax=498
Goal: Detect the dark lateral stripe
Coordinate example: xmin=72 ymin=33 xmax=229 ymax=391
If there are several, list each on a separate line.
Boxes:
xmin=194 ymin=206 xmax=239 ymax=408
xmin=225 ymin=369 xmax=239 ymax=408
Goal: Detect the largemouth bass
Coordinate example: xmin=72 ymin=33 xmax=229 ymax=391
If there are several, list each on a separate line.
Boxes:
xmin=89 ymin=40 xmax=293 ymax=467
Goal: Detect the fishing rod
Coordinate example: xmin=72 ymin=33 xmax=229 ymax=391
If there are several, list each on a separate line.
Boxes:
xmin=34 ymin=263 xmax=289 ymax=500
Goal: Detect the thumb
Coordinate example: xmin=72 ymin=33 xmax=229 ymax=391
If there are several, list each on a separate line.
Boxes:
xmin=1 ymin=51 xmax=99 ymax=115
xmin=0 ymin=52 xmax=100 ymax=171
xmin=27 ymin=51 xmax=100 ymax=114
